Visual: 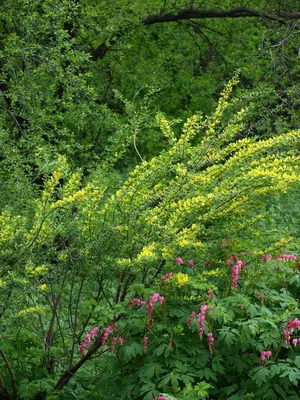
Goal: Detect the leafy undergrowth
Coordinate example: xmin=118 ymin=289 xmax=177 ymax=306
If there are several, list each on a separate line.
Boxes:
xmin=110 ymin=248 xmax=300 ymax=400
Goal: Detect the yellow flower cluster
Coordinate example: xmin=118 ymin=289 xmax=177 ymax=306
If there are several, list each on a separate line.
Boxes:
xmin=172 ymin=272 xmax=189 ymax=287
xmin=0 ymin=212 xmax=25 ymax=244
xmin=39 ymin=284 xmax=47 ymax=291
xmin=17 ymin=306 xmax=44 ymax=317
xmin=137 ymin=243 xmax=157 ymax=262
xmin=25 ymin=264 xmax=49 ymax=278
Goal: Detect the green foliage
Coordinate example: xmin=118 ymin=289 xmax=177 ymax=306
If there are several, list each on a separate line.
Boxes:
xmin=0 ymin=1 xmax=300 ymax=399
xmin=0 ymin=74 xmax=299 ymax=399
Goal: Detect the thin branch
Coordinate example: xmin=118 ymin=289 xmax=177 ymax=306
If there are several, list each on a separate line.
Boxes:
xmin=0 ymin=348 xmax=17 ymax=400
xmin=143 ymin=7 xmax=300 ymax=25
xmin=69 ymin=277 xmax=85 ymax=367
xmin=91 ymin=7 xmax=300 ymax=61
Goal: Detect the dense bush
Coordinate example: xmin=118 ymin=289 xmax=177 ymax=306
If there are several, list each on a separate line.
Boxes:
xmin=0 ymin=78 xmax=299 ymax=399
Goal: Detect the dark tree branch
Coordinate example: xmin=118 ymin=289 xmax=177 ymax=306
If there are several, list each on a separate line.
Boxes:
xmin=143 ymin=7 xmax=300 ymax=25
xmin=53 ymin=335 xmax=103 ymax=390
xmin=0 ymin=348 xmax=17 ymax=400
xmin=91 ymin=6 xmax=300 ymax=61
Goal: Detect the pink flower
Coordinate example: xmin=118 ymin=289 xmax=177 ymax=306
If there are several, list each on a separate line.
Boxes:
xmin=102 ymin=325 xmax=115 ymax=347
xmin=231 ymin=260 xmax=245 ymax=289
xmin=110 ymin=336 xmax=118 ymax=352
xmin=286 ymin=318 xmax=300 ymax=333
xmin=119 ymin=337 xmax=125 ymax=344
xmin=90 ymin=327 xmax=99 ymax=335
xmin=283 ymin=318 xmax=300 ymax=346
xmin=188 ymin=259 xmax=195 ymax=269
xmin=262 ymin=254 xmax=272 ymax=262
xmin=146 ymin=293 xmax=165 ymax=326
xmin=207 ymin=332 xmax=214 ymax=353
xmin=226 ymin=254 xmax=238 ymax=266
xmin=277 ymin=253 xmax=297 ymax=262
xmin=284 ymin=329 xmax=291 ymax=345
xmin=79 ymin=326 xmax=99 ymax=355
xmin=198 ymin=305 xmax=208 ymax=338
xmin=143 ymin=337 xmax=148 ymax=352
xmin=187 ymin=311 xmax=196 ymax=328
xmin=175 ymin=257 xmax=184 ymax=264
xmin=292 ymin=338 xmax=300 ymax=346
xmin=153 ymin=397 xmax=166 ymax=400
xmin=162 ymin=272 xmax=173 ymax=283
xmin=204 ymin=261 xmax=213 ymax=267
xmin=257 ymin=292 xmax=265 ymax=305
xmin=207 ymin=289 xmax=214 ymax=299
xmin=128 ymin=298 xmax=147 ymax=308
xmin=260 ymin=350 xmax=272 ymax=365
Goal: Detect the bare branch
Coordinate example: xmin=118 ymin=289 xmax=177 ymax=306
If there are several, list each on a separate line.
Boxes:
xmin=143 ymin=7 xmax=300 ymax=25
xmin=91 ymin=6 xmax=300 ymax=61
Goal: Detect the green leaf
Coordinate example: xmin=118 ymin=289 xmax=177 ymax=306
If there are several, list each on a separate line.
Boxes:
xmin=155 ymin=344 xmax=168 ymax=356
xmin=203 ymin=368 xmax=217 ymax=381
xmin=195 ymin=381 xmax=213 ymax=398
xmin=273 ymin=384 xmax=287 ymax=398
xmin=140 ymin=363 xmax=162 ymax=379
xmin=250 ymin=367 xmax=270 ymax=387
xmin=218 ymin=327 xmax=236 ymax=347
xmin=294 ymin=356 xmax=300 ymax=369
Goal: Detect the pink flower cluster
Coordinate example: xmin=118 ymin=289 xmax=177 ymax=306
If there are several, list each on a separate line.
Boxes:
xmin=262 ymin=254 xmax=272 ymax=262
xmin=153 ymin=396 xmax=166 ymax=400
xmin=292 ymin=338 xmax=300 ymax=346
xmin=198 ymin=304 xmax=208 ymax=337
xmin=147 ymin=293 xmax=165 ymax=322
xmin=175 ymin=257 xmax=183 ymax=264
xmin=284 ymin=329 xmax=291 ymax=345
xmin=257 ymin=292 xmax=265 ymax=305
xmin=231 ymin=260 xmax=245 ymax=289
xmin=110 ymin=336 xmax=124 ymax=351
xmin=284 ymin=318 xmax=300 ymax=346
xmin=220 ymin=238 xmax=233 ymax=248
xmin=189 ymin=307 xmax=214 ymax=351
xmin=287 ymin=318 xmax=300 ymax=332
xmin=207 ymin=332 xmax=214 ymax=353
xmin=260 ymin=350 xmax=272 ymax=365
xmin=162 ymin=272 xmax=173 ymax=283
xmin=188 ymin=259 xmax=195 ymax=269
xmin=102 ymin=325 xmax=115 ymax=347
xmin=226 ymin=254 xmax=238 ymax=266
xmin=128 ymin=298 xmax=147 ymax=308
xmin=187 ymin=311 xmax=196 ymax=328
xmin=79 ymin=326 xmax=99 ymax=354
xmin=142 ymin=337 xmax=148 ymax=352
xmin=277 ymin=253 xmax=297 ymax=262
xmin=204 ymin=260 xmax=213 ymax=267
xmin=208 ymin=289 xmax=214 ymax=299
xmin=128 ymin=293 xmax=165 ymax=330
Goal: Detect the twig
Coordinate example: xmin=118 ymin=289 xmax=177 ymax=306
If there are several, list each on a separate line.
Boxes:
xmin=0 ymin=348 xmax=17 ymax=400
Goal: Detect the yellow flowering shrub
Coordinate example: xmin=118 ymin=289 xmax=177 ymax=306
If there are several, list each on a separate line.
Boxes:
xmin=0 ymin=77 xmax=299 ymax=400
